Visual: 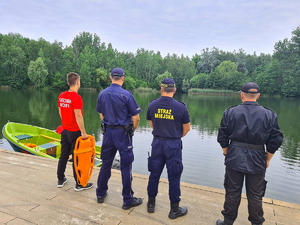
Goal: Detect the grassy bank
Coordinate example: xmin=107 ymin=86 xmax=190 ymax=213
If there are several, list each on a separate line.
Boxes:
xmin=134 ymin=87 xmax=158 ymax=93
xmin=188 ymin=88 xmax=236 ymax=95
xmin=0 ymin=85 xmax=11 ymax=90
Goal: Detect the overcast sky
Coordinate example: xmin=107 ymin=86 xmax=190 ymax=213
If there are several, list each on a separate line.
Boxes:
xmin=1 ymin=0 xmax=300 ymax=57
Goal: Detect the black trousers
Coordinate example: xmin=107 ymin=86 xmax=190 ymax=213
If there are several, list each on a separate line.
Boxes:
xmin=222 ymin=167 xmax=267 ymax=225
xmin=57 ymin=130 xmax=81 ymax=182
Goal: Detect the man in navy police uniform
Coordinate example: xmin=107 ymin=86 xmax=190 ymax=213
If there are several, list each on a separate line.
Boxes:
xmin=146 ymin=78 xmax=191 ymax=219
xmin=216 ymin=82 xmax=283 ymax=225
xmin=95 ymin=68 xmax=143 ymax=210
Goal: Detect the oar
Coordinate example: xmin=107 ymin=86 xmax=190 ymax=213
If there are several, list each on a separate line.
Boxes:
xmin=40 ymin=134 xmax=60 ymax=142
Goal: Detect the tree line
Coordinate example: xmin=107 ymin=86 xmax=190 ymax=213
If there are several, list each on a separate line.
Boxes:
xmin=0 ymin=26 xmax=300 ymax=96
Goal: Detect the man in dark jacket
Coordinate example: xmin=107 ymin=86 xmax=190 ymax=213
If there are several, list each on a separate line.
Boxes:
xmin=216 ymin=82 xmax=283 ymax=225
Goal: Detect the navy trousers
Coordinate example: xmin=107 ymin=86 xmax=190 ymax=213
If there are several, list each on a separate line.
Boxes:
xmin=96 ymin=128 xmax=134 ymax=205
xmin=57 ymin=129 xmax=81 ymax=182
xmin=147 ymin=138 xmax=183 ymax=203
xmin=222 ymin=167 xmax=267 ymax=225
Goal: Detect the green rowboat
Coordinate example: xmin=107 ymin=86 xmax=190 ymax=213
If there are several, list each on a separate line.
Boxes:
xmin=2 ymin=122 xmax=102 ymax=166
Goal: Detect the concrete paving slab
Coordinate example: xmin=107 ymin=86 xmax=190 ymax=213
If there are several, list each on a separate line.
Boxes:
xmin=0 ymin=149 xmax=299 ymax=225
xmin=6 ymin=218 xmax=33 ymax=225
xmin=0 ymin=211 xmax=15 ymax=223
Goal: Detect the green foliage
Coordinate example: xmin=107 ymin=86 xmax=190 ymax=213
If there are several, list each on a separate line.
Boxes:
xmin=213 ymin=61 xmax=245 ymax=90
xmin=123 ymin=76 xmax=137 ymax=91
xmin=78 ymin=46 xmax=97 ymax=87
xmin=255 ymin=59 xmax=282 ymax=95
xmin=71 ymin=32 xmax=101 ymax=58
xmin=135 ymin=79 xmax=148 ymax=88
xmin=182 ymin=79 xmax=191 ymax=93
xmin=162 ymin=54 xmax=196 ymax=91
xmin=197 ymin=47 xmax=220 ymax=74
xmin=192 ymin=54 xmax=201 ymax=70
xmin=27 ymin=57 xmax=48 ymax=88
xmin=95 ymin=67 xmax=110 ymax=90
xmin=52 ymin=72 xmax=67 ymax=90
xmin=190 ymin=73 xmax=209 ymax=88
xmin=1 ymin=26 xmax=300 ymax=96
xmin=271 ymin=26 xmax=300 ymax=96
xmin=62 ymin=46 xmax=76 ymax=76
xmin=233 ymin=49 xmax=247 ymax=73
xmin=155 ymin=71 xmax=172 ymax=86
xmin=135 ymin=48 xmax=163 ymax=86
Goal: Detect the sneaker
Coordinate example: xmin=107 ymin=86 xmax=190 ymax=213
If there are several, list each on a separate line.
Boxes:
xmin=97 ymin=192 xmax=107 ymax=203
xmin=122 ymin=197 xmax=143 ymax=210
xmin=74 ymin=183 xmax=93 ymax=191
xmin=57 ymin=178 xmax=68 ymax=188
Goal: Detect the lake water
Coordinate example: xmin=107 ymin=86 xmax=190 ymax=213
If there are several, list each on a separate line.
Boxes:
xmin=0 ymin=89 xmax=299 ymax=205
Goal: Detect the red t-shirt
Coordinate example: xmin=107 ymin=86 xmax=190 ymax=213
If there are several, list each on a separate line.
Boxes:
xmin=58 ymin=91 xmax=83 ymax=131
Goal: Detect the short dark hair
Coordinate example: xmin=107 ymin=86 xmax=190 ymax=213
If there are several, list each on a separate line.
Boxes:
xmin=67 ymin=72 xmax=80 ymax=86
xmin=243 ymin=92 xmax=259 ymax=99
xmin=111 ymin=75 xmax=123 ymax=81
xmin=162 ymin=86 xmax=175 ymax=93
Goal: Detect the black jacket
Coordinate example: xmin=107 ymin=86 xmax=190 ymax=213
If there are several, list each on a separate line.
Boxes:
xmin=217 ymin=101 xmax=283 ymax=174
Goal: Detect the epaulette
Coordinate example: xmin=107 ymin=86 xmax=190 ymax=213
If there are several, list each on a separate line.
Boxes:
xmin=263 ymin=106 xmax=276 ymax=113
xmin=178 ymin=101 xmax=186 ymax=106
xmin=226 ymin=105 xmax=238 ymax=111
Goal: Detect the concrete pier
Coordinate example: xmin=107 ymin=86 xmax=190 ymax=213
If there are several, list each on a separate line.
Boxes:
xmin=0 ymin=148 xmax=299 ymax=225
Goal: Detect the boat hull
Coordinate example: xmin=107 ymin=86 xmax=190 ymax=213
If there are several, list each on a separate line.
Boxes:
xmin=2 ymin=122 xmax=102 ymax=166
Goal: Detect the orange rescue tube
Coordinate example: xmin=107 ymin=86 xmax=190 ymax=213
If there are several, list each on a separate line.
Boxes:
xmin=73 ymin=135 xmax=96 ymax=187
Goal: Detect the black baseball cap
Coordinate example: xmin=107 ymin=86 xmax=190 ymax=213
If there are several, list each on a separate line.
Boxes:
xmin=240 ymin=82 xmax=260 ymax=93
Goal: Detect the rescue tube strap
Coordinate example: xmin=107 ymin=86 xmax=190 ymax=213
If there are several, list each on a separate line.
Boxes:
xmin=231 ymin=141 xmax=264 ymax=150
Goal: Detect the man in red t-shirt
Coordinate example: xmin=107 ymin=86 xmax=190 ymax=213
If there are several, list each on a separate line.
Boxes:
xmin=56 ymin=72 xmax=93 ymax=191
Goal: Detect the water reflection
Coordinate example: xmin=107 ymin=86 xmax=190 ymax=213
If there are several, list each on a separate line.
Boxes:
xmin=29 ymin=91 xmax=50 ymax=126
xmin=0 ymin=89 xmax=299 ymax=204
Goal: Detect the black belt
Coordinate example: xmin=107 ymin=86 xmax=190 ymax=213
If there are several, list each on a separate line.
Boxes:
xmin=231 ymin=141 xmax=264 ymax=150
xmin=154 ymin=136 xmax=181 ymax=140
xmin=106 ymin=125 xmax=126 ymax=129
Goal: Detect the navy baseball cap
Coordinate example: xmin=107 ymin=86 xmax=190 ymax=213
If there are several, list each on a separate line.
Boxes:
xmin=240 ymin=82 xmax=260 ymax=93
xmin=160 ymin=78 xmax=176 ymax=87
xmin=111 ymin=68 xmax=125 ymax=76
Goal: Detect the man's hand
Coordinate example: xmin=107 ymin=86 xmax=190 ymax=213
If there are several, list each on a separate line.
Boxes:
xmin=266 ymin=160 xmax=270 ymax=168
xmin=266 ymin=151 xmax=274 ymax=168
xmin=222 ymin=147 xmax=228 ymax=156
xmin=81 ymin=133 xmax=88 ymax=140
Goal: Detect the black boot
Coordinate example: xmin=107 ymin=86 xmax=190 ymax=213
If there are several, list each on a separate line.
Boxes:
xmin=147 ymin=196 xmax=155 ymax=213
xmin=168 ymin=202 xmax=188 ymax=219
xmin=216 ymin=219 xmax=233 ymax=225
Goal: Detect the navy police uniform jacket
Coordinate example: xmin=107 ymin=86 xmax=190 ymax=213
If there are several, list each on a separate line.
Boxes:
xmin=147 ymin=96 xmax=190 ymax=138
xmin=96 ymin=83 xmax=141 ymax=125
xmin=95 ymin=83 xmax=141 ymax=205
xmin=217 ymin=101 xmax=283 ymax=174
